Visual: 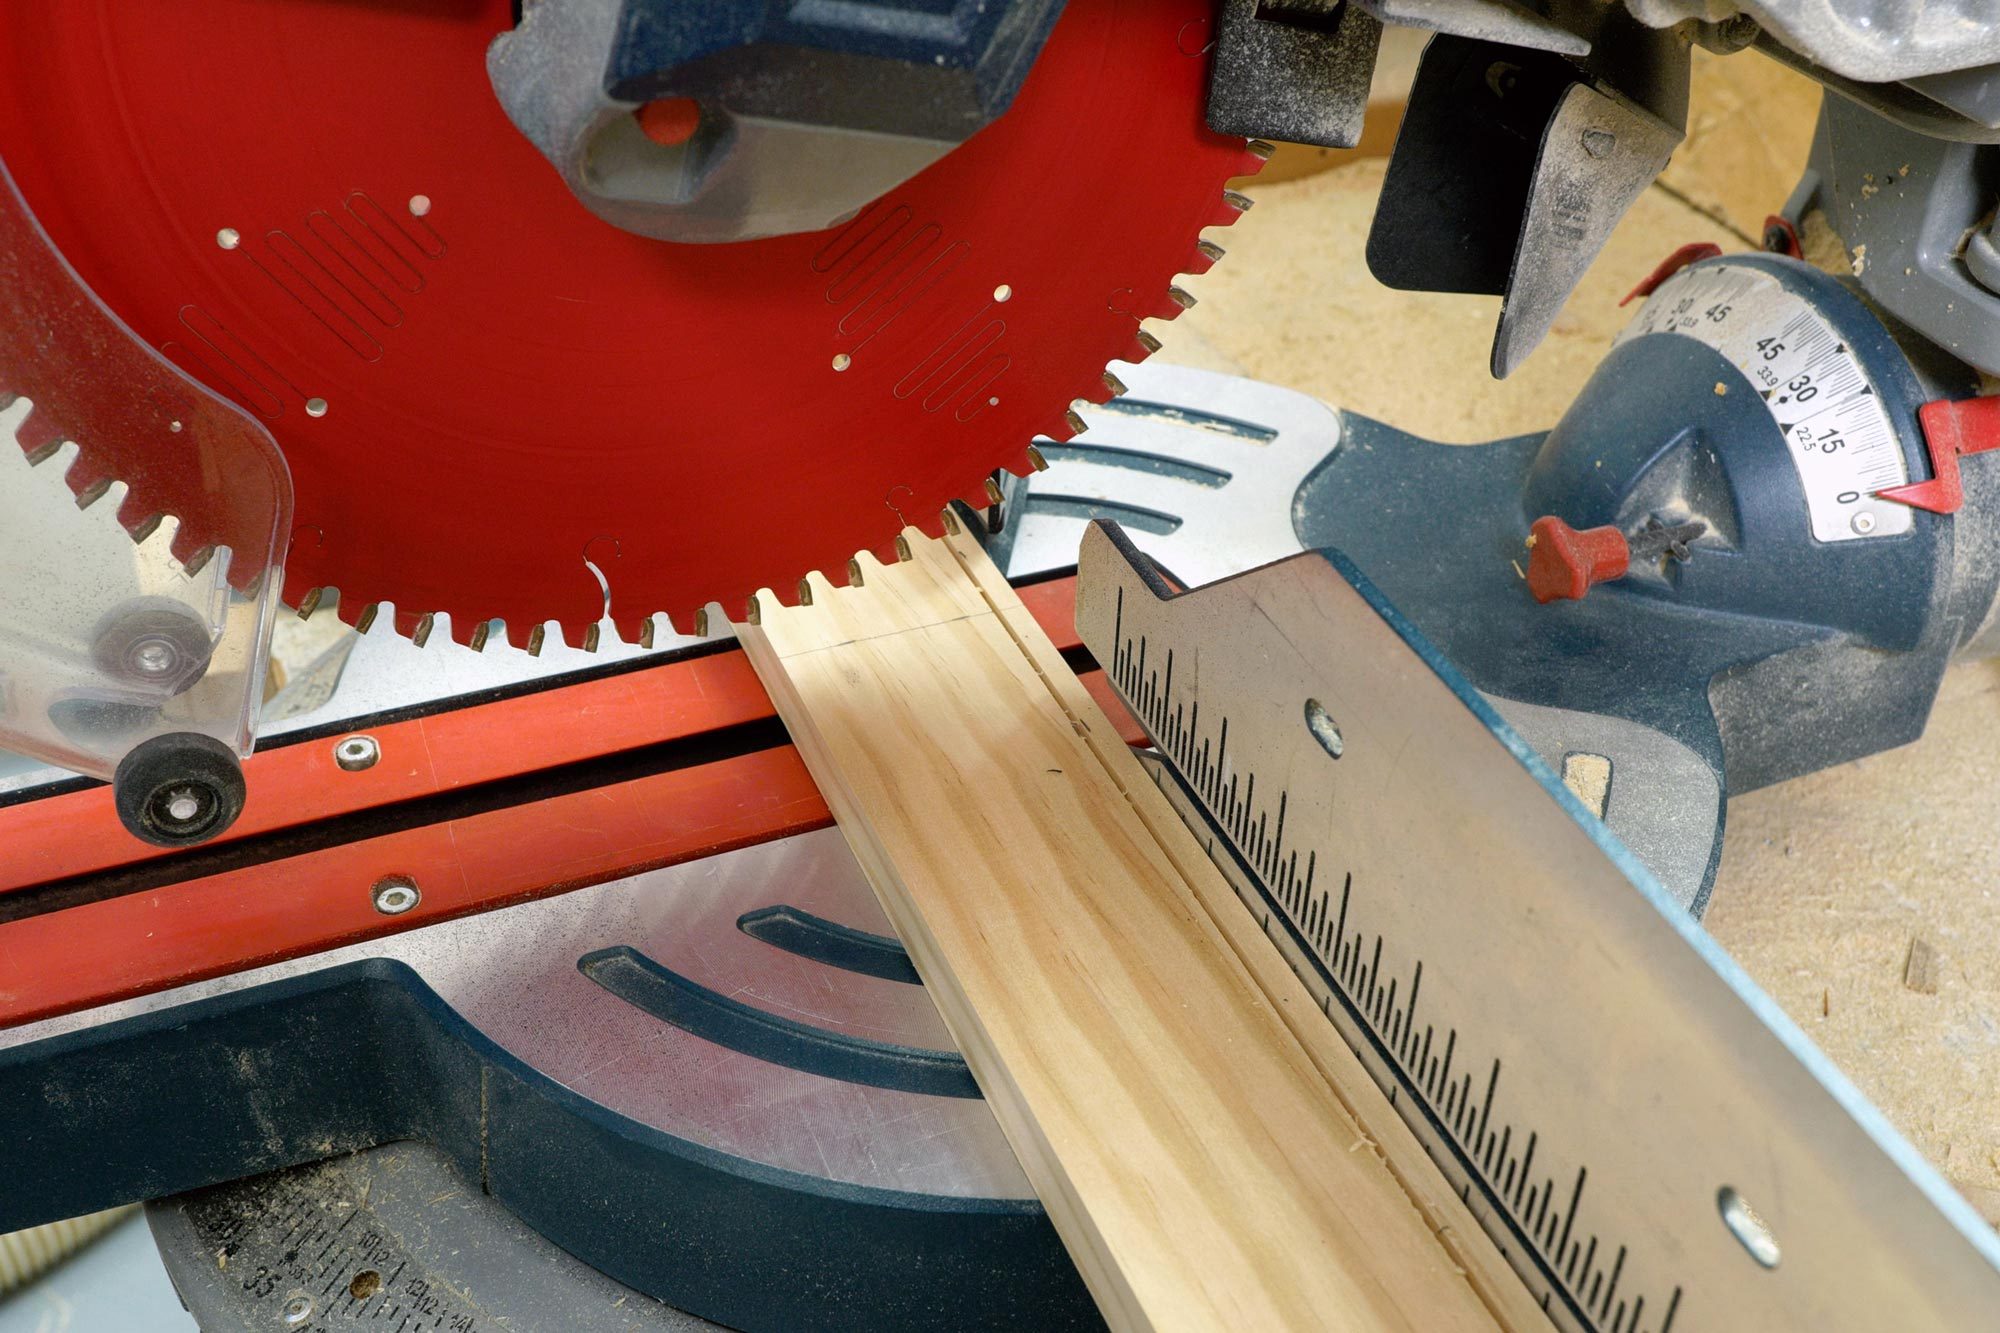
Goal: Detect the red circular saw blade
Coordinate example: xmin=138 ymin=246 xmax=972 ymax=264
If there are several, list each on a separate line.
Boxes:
xmin=0 ymin=0 xmax=1257 ymax=647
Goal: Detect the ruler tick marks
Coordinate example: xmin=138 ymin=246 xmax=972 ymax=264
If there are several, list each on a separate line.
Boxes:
xmin=1106 ymin=583 xmax=1688 ymax=1332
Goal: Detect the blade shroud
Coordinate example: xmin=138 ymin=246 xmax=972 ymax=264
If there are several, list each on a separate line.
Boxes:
xmin=0 ymin=0 xmax=1257 ymax=647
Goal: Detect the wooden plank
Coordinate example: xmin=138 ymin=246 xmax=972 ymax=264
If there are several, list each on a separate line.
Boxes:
xmin=739 ymin=524 xmax=1547 ymax=1332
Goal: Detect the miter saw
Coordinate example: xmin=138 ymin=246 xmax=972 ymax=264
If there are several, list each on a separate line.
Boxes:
xmin=7 ymin=0 xmax=2000 ymax=1329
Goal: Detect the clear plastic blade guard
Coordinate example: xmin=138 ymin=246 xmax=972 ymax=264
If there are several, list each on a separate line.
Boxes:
xmin=0 ymin=159 xmax=292 ymax=782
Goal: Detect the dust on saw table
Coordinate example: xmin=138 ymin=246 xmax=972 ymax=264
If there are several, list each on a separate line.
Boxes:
xmin=737 ymin=525 xmax=1548 ymax=1332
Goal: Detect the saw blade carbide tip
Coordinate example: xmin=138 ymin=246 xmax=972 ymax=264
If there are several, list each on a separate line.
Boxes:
xmin=1065 ymin=408 xmax=1090 ymax=437
xmin=844 ymin=556 xmax=866 ymax=587
xmin=453 ymin=616 xmax=491 ymax=652
xmin=410 ymin=612 xmax=436 ymax=649
xmin=614 ymin=614 xmax=656 ymax=650
xmin=180 ymin=544 xmax=219 ymax=580
xmin=294 ymin=587 xmax=325 ymax=621
xmin=1245 ymin=138 xmax=1275 ymax=161
xmin=12 ymin=403 xmax=63 ymax=460
xmin=351 ymin=602 xmax=381 ymax=636
xmin=71 ymin=476 xmax=113 ymax=511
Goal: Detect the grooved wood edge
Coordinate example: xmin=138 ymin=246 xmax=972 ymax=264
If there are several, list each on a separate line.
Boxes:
xmin=739 ymin=528 xmax=1547 ymax=1332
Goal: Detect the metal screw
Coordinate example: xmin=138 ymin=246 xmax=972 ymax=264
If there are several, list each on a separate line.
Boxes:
xmin=333 ymin=735 xmax=380 ymax=771
xmin=1581 ymin=128 xmax=1616 ymax=159
xmin=133 ymin=639 xmax=178 ymax=677
xmin=1851 ymin=511 xmax=1878 ymax=535
xmin=372 ymin=876 xmax=420 ymax=915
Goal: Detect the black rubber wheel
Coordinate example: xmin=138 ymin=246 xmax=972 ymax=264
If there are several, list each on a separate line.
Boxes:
xmin=112 ymin=732 xmax=247 ymax=848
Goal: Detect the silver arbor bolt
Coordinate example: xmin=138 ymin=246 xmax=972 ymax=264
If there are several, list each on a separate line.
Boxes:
xmin=333 ymin=735 xmax=380 ymax=771
xmin=371 ymin=876 xmax=420 ymax=915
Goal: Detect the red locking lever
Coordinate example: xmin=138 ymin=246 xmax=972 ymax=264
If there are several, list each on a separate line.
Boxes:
xmin=1876 ymin=395 xmax=2000 ymax=516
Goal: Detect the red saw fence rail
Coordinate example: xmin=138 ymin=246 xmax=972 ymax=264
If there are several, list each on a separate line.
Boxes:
xmin=0 ymin=574 xmax=1140 ymax=1026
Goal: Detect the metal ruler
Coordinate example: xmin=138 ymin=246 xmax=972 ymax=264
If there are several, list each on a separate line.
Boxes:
xmin=1074 ymin=521 xmax=2000 ymax=1332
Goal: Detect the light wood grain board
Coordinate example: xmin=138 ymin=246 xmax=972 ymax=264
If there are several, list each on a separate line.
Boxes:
xmin=737 ymin=523 xmax=1548 ymax=1332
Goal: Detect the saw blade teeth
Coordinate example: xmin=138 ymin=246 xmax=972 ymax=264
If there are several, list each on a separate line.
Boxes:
xmin=410 ymin=613 xmax=436 ymax=649
xmin=1246 ymin=138 xmax=1275 ymax=161
xmin=295 ymin=587 xmax=325 ymax=621
xmin=351 ymin=602 xmax=381 ymax=635
xmin=122 ymin=507 xmax=165 ymax=545
xmin=805 ymin=570 xmax=842 ymax=604
xmin=126 ymin=14 xmax=1265 ymax=651
xmin=610 ymin=613 xmax=656 ymax=649
xmin=12 ymin=402 xmax=63 ymax=463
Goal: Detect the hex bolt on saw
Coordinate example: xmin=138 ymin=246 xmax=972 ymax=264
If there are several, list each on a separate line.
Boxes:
xmin=6 ymin=0 xmax=2000 ymax=1329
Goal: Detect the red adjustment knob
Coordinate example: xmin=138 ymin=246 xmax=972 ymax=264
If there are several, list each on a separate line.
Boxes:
xmin=635 ymin=97 xmax=702 ymax=147
xmin=1526 ymin=516 xmax=1630 ymax=604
